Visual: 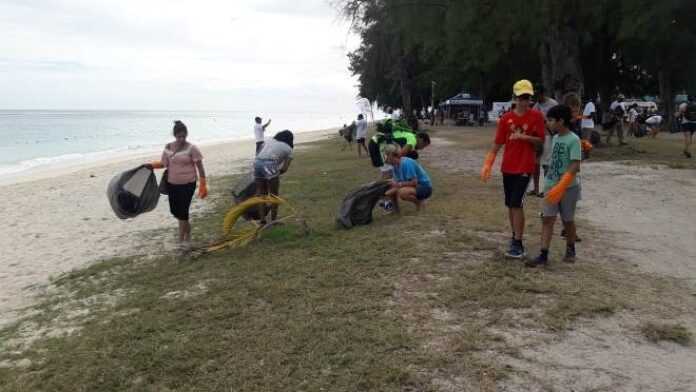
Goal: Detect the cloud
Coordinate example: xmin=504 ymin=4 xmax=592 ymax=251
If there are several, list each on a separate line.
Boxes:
xmin=0 ymin=0 xmax=359 ymax=111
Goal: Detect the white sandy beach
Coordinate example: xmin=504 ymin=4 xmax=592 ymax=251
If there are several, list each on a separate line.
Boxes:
xmin=0 ymin=129 xmax=336 ymax=328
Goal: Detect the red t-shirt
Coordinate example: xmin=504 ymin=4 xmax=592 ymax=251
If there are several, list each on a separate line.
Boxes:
xmin=494 ymin=109 xmax=545 ymax=174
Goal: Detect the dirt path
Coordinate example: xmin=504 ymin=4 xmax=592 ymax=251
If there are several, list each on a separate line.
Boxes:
xmin=581 ymin=161 xmax=696 ymax=284
xmin=425 ymin=127 xmax=696 ymax=391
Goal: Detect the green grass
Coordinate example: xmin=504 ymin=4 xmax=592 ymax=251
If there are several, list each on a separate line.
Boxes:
xmin=0 ymin=129 xmax=693 ymax=391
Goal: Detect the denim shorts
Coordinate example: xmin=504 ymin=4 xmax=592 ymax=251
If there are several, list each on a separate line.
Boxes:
xmin=254 ymin=159 xmax=280 ymax=180
xmin=416 ymin=185 xmax=433 ymax=200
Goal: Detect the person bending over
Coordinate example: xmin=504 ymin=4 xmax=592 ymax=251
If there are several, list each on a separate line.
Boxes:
xmin=383 ymin=145 xmax=433 ymax=213
xmin=254 ymin=130 xmax=294 ymax=225
xmin=393 ymin=129 xmax=431 ymax=160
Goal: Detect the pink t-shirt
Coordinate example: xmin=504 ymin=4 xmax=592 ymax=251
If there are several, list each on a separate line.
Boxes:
xmin=161 ymin=143 xmax=203 ymax=185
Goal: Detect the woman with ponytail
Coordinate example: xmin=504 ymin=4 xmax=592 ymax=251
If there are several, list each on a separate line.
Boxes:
xmin=146 ymin=120 xmax=207 ymax=249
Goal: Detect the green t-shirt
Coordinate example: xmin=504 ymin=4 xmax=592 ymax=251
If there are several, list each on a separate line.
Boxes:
xmin=392 ymin=130 xmax=417 ymax=149
xmin=544 ymin=132 xmax=581 ymax=192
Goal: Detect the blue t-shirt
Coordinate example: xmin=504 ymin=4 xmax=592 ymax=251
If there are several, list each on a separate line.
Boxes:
xmin=394 ymin=157 xmax=432 ymax=188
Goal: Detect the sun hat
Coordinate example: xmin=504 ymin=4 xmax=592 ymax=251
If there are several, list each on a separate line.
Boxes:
xmin=513 ymin=79 xmax=534 ymax=97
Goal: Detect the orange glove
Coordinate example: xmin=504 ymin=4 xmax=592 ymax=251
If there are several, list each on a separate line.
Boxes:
xmin=545 ymin=173 xmax=575 ymax=204
xmin=581 ymin=140 xmax=593 ymax=153
xmin=198 ymin=177 xmax=208 ymax=199
xmin=480 ymin=152 xmax=496 ymax=182
xmin=147 ymin=161 xmax=164 ymax=169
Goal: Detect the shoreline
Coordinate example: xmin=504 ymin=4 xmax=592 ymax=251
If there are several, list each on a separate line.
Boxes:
xmin=0 ymin=127 xmax=339 ymax=187
xmin=0 ymin=127 xmax=337 ymax=328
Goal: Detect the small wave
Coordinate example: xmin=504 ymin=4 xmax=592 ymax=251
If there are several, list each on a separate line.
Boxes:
xmin=0 ymin=145 xmax=161 ymax=177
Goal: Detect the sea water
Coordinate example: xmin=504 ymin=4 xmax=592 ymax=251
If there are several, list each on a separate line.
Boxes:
xmin=0 ymin=110 xmax=355 ymax=177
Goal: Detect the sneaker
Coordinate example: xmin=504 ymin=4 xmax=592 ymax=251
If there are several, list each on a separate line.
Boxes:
xmin=505 ymin=241 xmax=526 ymax=259
xmin=525 ymin=253 xmax=548 ymax=268
xmin=378 ymin=200 xmax=394 ymax=212
xmin=526 ymin=190 xmax=538 ymax=197
xmin=564 ymin=247 xmax=576 ymax=263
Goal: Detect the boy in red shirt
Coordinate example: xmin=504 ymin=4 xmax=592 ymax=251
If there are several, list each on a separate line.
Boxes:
xmin=481 ymin=80 xmax=545 ymax=258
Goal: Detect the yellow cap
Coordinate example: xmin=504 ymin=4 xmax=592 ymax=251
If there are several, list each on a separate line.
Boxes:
xmin=513 ymin=79 xmax=534 ymax=97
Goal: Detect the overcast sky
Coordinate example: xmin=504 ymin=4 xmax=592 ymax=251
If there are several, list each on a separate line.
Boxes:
xmin=0 ymin=0 xmax=360 ymax=112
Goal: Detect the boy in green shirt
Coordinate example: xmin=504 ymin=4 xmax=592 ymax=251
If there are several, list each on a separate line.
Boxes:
xmin=527 ymin=104 xmax=582 ymax=267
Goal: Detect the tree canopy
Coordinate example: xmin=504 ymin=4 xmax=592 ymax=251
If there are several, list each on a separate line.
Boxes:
xmin=340 ymin=0 xmax=696 ymax=125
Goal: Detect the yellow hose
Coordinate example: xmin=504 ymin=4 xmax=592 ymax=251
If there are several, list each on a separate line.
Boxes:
xmin=222 ymin=195 xmax=287 ymax=236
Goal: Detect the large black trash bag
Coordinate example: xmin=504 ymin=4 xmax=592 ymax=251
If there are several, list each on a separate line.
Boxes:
xmin=231 ymin=172 xmax=262 ymax=221
xmin=336 ymin=180 xmax=391 ymax=229
xmin=107 ymin=165 xmax=160 ymax=219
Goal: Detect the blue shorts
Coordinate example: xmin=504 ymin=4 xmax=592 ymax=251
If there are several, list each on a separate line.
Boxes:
xmin=416 ymin=185 xmax=432 ymax=200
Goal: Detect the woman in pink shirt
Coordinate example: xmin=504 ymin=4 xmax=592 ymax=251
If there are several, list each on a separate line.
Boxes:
xmin=147 ymin=121 xmax=207 ymax=247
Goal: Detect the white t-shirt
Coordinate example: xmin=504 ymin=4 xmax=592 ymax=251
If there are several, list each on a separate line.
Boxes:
xmin=610 ymin=101 xmax=625 ymax=114
xmin=254 ymin=123 xmax=265 ymax=142
xmin=581 ymin=102 xmax=596 ymax=129
xmin=256 ymin=138 xmax=293 ymax=163
xmin=391 ymin=112 xmax=400 ymax=121
xmin=355 ymin=119 xmax=368 ymax=139
xmin=628 ymin=108 xmax=638 ymax=123
xmin=679 ymin=102 xmax=691 ymax=124
xmin=646 ymin=115 xmax=662 ymax=125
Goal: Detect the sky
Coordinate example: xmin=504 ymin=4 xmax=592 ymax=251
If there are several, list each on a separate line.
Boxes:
xmin=0 ymin=0 xmax=360 ymax=112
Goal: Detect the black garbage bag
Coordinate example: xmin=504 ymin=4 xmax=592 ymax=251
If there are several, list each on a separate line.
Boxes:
xmin=231 ymin=172 xmax=262 ymax=221
xmin=107 ymin=165 xmax=160 ymax=219
xmin=336 ymin=180 xmax=391 ymax=229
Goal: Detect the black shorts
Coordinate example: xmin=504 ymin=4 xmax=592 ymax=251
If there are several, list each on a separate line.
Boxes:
xmin=168 ymin=182 xmax=196 ymax=220
xmin=682 ymin=122 xmax=696 ymax=134
xmin=356 ymin=137 xmax=366 ymax=145
xmin=503 ymin=174 xmax=531 ymax=208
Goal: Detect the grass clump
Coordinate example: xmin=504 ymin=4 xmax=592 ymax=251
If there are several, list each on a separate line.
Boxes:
xmin=641 ymin=322 xmax=693 ymax=346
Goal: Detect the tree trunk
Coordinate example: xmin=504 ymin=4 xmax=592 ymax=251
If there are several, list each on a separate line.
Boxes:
xmin=658 ymin=68 xmax=674 ymax=132
xmin=398 ymin=48 xmax=419 ymax=130
xmin=539 ymin=14 xmax=584 ymax=101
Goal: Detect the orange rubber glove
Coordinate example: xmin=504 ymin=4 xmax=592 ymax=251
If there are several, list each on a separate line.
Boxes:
xmin=581 ymin=140 xmax=593 ymax=153
xmin=148 ymin=161 xmax=164 ymax=169
xmin=480 ymin=152 xmax=496 ymax=182
xmin=545 ymin=173 xmax=575 ymax=204
xmin=198 ymin=177 xmax=208 ymax=199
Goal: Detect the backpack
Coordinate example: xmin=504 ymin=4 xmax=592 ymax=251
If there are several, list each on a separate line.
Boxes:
xmin=685 ymin=102 xmax=696 ymax=122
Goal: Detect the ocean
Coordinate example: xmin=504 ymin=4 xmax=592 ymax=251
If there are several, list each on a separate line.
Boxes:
xmin=0 ymin=110 xmax=355 ymax=177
